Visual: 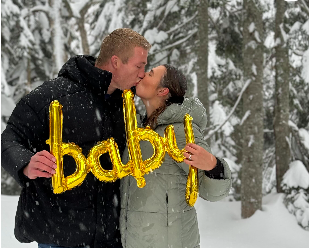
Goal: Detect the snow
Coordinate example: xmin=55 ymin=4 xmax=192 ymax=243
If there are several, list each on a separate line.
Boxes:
xmin=144 ymin=28 xmax=168 ymax=44
xmin=69 ymin=0 xmax=88 ymax=18
xmin=248 ymin=134 xmax=255 ymax=147
xmin=279 ymin=23 xmax=288 ymax=43
xmin=2 ymin=194 xmax=309 ymax=248
xmin=282 ymin=160 xmax=309 ymax=189
xmin=190 ymin=72 xmax=198 ymax=98
xmin=222 ymin=157 xmax=240 ymax=173
xmin=290 ymin=21 xmax=302 ymax=34
xmin=208 ymin=41 xmax=225 ymax=76
xmin=52 ymin=0 xmax=65 ymax=73
xmin=301 ymin=49 xmax=309 ymax=83
xmin=299 ymin=128 xmax=309 ymax=150
xmin=211 ymin=101 xmax=233 ymax=136
xmin=248 ymin=22 xmax=255 ymax=33
xmin=252 ymin=63 xmax=257 ymax=75
xmin=164 ymin=0 xmax=178 ymax=16
xmin=303 ymin=19 xmax=309 ymax=35
xmin=240 ymin=110 xmax=251 ymax=126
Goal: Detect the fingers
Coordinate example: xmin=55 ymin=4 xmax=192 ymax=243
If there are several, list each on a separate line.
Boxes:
xmin=185 ymin=143 xmax=200 ymax=151
xmin=24 ymin=150 xmax=57 ymax=179
xmin=183 ymin=151 xmax=193 ymax=161
xmin=32 ymin=154 xmax=57 ymax=170
xmin=183 ymin=158 xmax=195 ymax=167
xmin=184 ymin=145 xmax=195 ymax=154
xmin=37 ymin=150 xmax=57 ymax=163
xmin=35 ymin=170 xmax=54 ymax=178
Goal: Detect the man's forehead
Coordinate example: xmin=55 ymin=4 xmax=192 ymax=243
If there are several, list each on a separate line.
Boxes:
xmin=130 ymin=47 xmax=148 ymax=63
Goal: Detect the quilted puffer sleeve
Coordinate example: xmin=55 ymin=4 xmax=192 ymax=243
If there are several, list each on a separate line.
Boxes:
xmin=1 ymin=99 xmax=47 ymax=187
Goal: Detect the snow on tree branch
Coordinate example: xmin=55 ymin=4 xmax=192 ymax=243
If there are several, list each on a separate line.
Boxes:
xmin=204 ymin=79 xmax=252 ymax=140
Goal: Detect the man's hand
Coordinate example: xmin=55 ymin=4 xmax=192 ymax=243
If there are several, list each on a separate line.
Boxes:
xmin=23 ymin=150 xmax=57 ymax=179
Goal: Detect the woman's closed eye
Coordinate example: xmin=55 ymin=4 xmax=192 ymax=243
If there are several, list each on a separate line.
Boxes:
xmin=149 ymin=69 xmax=154 ymax=76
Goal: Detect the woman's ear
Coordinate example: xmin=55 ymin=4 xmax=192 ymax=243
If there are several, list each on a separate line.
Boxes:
xmin=157 ymin=87 xmax=169 ymax=97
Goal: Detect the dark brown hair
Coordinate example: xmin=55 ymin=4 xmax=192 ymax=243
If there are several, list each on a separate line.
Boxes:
xmin=143 ymin=64 xmax=187 ymax=129
xmin=95 ymin=28 xmax=151 ymax=66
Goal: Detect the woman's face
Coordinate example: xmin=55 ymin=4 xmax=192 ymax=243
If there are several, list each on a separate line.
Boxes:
xmin=135 ymin=65 xmax=166 ymax=101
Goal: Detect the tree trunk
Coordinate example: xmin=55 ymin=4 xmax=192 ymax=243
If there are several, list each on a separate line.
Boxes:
xmin=78 ymin=17 xmax=90 ymax=55
xmin=274 ymin=0 xmax=290 ymax=193
xmin=26 ymin=49 xmax=33 ymax=91
xmin=197 ymin=0 xmax=209 ymax=129
xmin=49 ymin=0 xmax=64 ymax=76
xmin=78 ymin=3 xmax=91 ymax=55
xmin=241 ymin=0 xmax=264 ymax=219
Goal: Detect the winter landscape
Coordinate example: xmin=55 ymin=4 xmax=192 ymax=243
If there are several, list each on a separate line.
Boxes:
xmin=2 ymin=193 xmax=309 ymax=248
xmin=1 ymin=0 xmax=309 ymax=247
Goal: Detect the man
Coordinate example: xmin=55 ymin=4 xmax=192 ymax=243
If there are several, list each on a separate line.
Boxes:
xmin=1 ymin=28 xmax=151 ymax=248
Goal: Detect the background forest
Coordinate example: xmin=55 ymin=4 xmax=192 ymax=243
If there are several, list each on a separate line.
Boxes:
xmin=1 ymin=0 xmax=309 ymax=231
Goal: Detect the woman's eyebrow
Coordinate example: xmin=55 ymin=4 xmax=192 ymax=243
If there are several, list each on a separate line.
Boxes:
xmin=150 ymin=69 xmax=154 ymax=75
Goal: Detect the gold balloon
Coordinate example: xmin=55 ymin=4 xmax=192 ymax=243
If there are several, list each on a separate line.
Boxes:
xmin=47 ymin=90 xmax=199 ymax=206
xmin=184 ymin=114 xmax=198 ymax=207
xmin=46 ymin=100 xmax=88 ymax=194
xmin=46 ymin=101 xmax=65 ymax=194
xmin=87 ymin=138 xmax=130 ymax=182
xmin=164 ymin=125 xmax=186 ymax=162
xmin=123 ymin=90 xmax=165 ymax=188
xmin=62 ymin=142 xmax=88 ymax=191
xmin=164 ymin=114 xmax=198 ymax=207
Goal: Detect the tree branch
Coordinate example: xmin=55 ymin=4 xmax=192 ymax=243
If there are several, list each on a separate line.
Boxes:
xmin=204 ymin=79 xmax=252 ymax=140
xmin=30 ymin=6 xmax=51 ymax=16
xmin=157 ymin=1 xmax=177 ymax=30
xmin=63 ymin=0 xmax=75 ymax=18
xmin=299 ymin=0 xmax=309 ymax=16
xmin=208 ymin=12 xmax=220 ymax=37
xmin=166 ymin=12 xmax=198 ymax=34
xmin=152 ymin=29 xmax=197 ymax=55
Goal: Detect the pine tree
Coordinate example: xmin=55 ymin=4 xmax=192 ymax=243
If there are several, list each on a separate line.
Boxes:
xmin=241 ymin=0 xmax=264 ymax=218
xmin=196 ymin=0 xmax=209 ymax=130
xmin=274 ymin=0 xmax=290 ymax=193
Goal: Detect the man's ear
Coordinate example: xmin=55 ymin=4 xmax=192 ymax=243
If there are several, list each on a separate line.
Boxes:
xmin=158 ymin=87 xmax=169 ymax=96
xmin=111 ymin=55 xmax=119 ymax=69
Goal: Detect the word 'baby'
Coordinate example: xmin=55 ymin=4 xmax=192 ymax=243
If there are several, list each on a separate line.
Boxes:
xmin=46 ymin=90 xmax=198 ymax=206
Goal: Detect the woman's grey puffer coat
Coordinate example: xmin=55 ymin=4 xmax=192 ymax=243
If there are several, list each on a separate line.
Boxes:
xmin=120 ymin=98 xmax=232 ymax=248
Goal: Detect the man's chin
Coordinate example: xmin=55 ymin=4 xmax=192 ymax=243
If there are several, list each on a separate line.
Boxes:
xmin=130 ymin=86 xmax=136 ymax=95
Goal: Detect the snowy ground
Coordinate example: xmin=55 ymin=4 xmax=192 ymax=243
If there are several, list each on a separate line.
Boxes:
xmin=1 ymin=193 xmax=309 ymax=248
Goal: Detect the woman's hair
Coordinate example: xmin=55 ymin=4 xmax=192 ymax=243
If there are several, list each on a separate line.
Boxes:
xmin=95 ymin=28 xmax=151 ymax=67
xmin=143 ymin=64 xmax=187 ymax=129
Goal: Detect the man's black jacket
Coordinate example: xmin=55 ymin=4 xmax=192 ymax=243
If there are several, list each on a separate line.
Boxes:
xmin=1 ymin=55 xmax=126 ymax=248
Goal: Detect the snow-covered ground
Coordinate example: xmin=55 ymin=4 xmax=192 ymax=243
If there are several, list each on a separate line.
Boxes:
xmin=1 ymin=193 xmax=309 ymax=248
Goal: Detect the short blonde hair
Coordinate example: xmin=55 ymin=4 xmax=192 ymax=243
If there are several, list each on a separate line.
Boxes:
xmin=95 ymin=28 xmax=151 ymax=66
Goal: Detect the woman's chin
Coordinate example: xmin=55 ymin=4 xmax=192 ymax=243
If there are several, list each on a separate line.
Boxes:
xmin=135 ymin=89 xmax=141 ymax=97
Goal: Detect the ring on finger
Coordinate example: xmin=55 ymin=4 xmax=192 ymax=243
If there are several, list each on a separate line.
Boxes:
xmin=189 ymin=154 xmax=192 ymax=161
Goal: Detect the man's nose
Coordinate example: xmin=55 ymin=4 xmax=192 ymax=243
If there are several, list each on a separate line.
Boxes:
xmin=138 ymin=70 xmax=145 ymax=79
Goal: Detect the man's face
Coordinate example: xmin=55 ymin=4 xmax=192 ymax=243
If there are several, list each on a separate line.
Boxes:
xmin=114 ymin=47 xmax=148 ymax=90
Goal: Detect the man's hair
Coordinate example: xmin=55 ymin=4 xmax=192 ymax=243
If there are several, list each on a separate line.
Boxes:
xmin=95 ymin=28 xmax=151 ymax=67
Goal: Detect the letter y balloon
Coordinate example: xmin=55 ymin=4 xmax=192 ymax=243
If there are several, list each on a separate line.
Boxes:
xmin=46 ymin=90 xmax=198 ymax=206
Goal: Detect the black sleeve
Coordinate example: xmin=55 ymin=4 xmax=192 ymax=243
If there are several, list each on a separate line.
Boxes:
xmin=1 ymin=99 xmax=48 ymax=186
xmin=204 ymin=157 xmax=225 ymax=180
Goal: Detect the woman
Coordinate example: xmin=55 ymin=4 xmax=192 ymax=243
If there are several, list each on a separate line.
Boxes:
xmin=120 ymin=64 xmax=232 ymax=248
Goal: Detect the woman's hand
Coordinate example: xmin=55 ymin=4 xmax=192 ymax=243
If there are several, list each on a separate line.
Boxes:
xmin=183 ymin=143 xmax=217 ymax=171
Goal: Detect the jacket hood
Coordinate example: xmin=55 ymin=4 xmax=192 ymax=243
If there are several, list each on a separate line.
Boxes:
xmin=58 ymin=55 xmax=112 ymax=94
xmin=156 ymin=97 xmax=207 ymax=130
